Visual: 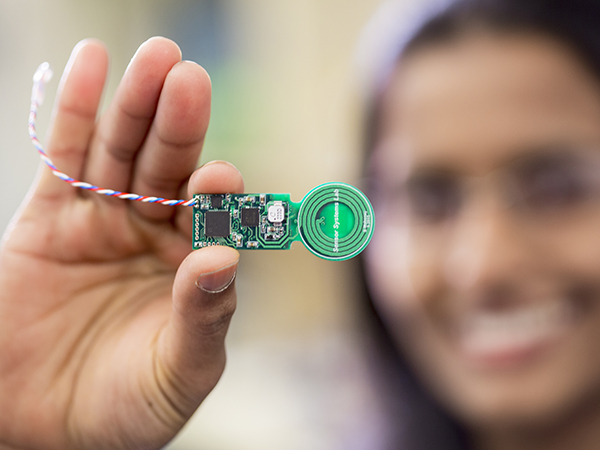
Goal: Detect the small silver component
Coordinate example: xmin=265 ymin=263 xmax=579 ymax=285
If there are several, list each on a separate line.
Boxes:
xmin=267 ymin=201 xmax=285 ymax=224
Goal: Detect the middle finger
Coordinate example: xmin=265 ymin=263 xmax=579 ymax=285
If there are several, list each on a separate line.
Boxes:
xmin=84 ymin=37 xmax=182 ymax=194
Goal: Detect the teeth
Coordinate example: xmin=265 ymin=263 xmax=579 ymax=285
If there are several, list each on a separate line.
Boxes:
xmin=459 ymin=300 xmax=573 ymax=357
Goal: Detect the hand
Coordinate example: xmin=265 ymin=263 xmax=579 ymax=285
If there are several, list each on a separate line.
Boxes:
xmin=0 ymin=37 xmax=243 ymax=449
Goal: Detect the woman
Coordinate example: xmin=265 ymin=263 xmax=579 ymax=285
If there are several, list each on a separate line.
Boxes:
xmin=363 ymin=0 xmax=600 ymax=449
xmin=2 ymin=0 xmax=600 ymax=449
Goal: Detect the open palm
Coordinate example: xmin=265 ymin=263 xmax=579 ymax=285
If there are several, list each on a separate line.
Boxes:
xmin=0 ymin=38 xmax=242 ymax=449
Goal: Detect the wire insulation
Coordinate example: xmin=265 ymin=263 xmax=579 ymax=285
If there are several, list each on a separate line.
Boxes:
xmin=28 ymin=62 xmax=196 ymax=207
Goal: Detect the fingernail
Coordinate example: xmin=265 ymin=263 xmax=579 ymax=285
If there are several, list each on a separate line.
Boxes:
xmin=125 ymin=44 xmax=143 ymax=73
xmin=62 ymin=40 xmax=87 ymax=80
xmin=196 ymin=262 xmax=238 ymax=294
xmin=125 ymin=37 xmax=153 ymax=73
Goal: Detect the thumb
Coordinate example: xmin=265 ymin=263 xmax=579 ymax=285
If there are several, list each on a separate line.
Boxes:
xmin=154 ymin=246 xmax=239 ymax=418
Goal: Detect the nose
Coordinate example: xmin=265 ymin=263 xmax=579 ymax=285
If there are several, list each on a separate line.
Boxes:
xmin=443 ymin=193 xmax=528 ymax=297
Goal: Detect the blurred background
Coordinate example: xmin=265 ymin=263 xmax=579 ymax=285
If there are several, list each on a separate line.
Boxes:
xmin=0 ymin=0 xmax=404 ymax=448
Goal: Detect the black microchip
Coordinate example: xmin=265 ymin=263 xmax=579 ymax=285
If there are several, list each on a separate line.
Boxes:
xmin=211 ymin=195 xmax=223 ymax=208
xmin=241 ymin=208 xmax=260 ymax=227
xmin=205 ymin=210 xmax=230 ymax=237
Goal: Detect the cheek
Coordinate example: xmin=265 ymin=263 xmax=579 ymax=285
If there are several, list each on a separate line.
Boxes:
xmin=524 ymin=210 xmax=600 ymax=276
xmin=365 ymin=220 xmax=414 ymax=316
xmin=365 ymin=218 xmax=447 ymax=319
xmin=405 ymin=225 xmax=450 ymax=304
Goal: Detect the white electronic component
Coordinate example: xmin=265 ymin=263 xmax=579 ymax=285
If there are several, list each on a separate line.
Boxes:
xmin=267 ymin=201 xmax=285 ymax=224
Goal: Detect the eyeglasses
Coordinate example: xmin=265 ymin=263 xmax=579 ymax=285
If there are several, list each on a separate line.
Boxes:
xmin=370 ymin=148 xmax=600 ymax=226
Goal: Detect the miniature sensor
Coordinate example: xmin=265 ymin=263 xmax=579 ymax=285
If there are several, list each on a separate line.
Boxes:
xmin=193 ymin=182 xmax=375 ymax=261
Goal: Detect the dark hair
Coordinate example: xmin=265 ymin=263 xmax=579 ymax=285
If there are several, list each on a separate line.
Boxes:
xmin=360 ymin=0 xmax=600 ymax=448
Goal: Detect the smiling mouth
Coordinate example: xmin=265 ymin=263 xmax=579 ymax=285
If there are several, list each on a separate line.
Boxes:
xmin=456 ymin=298 xmax=582 ymax=369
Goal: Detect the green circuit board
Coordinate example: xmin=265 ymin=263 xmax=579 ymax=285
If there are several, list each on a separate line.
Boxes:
xmin=193 ymin=193 xmax=300 ymax=250
xmin=193 ymin=182 xmax=375 ymax=261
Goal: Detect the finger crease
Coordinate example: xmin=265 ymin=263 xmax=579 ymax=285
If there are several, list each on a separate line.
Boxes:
xmin=96 ymin=133 xmax=141 ymax=164
xmin=117 ymin=101 xmax=157 ymax=122
xmin=156 ymin=133 xmax=204 ymax=150
xmin=57 ymin=104 xmax=98 ymax=122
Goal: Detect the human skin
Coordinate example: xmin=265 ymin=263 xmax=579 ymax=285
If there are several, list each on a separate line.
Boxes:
xmin=366 ymin=31 xmax=600 ymax=450
xmin=0 ymin=38 xmax=243 ymax=449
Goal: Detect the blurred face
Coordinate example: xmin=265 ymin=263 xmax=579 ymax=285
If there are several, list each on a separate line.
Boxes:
xmin=366 ymin=31 xmax=600 ymax=430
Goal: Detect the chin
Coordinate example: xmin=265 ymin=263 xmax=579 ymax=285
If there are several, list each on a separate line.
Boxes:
xmin=415 ymin=334 xmax=600 ymax=432
xmin=439 ymin=375 xmax=592 ymax=429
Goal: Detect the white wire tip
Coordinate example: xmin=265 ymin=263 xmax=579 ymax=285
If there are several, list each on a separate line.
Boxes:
xmin=33 ymin=62 xmax=53 ymax=83
xmin=31 ymin=62 xmax=53 ymax=105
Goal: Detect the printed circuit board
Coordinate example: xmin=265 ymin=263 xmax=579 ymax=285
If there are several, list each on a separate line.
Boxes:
xmin=193 ymin=182 xmax=375 ymax=261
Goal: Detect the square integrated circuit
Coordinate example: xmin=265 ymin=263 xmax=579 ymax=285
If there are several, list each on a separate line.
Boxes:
xmin=241 ymin=208 xmax=260 ymax=227
xmin=204 ymin=210 xmax=230 ymax=237
xmin=210 ymin=195 xmax=223 ymax=209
